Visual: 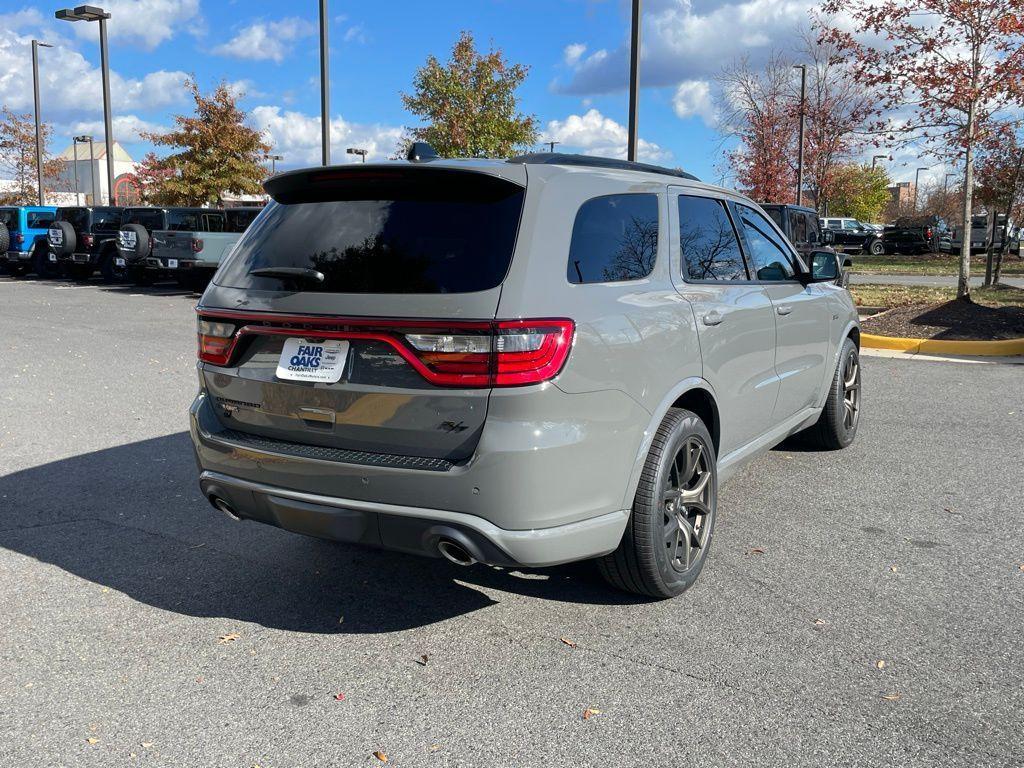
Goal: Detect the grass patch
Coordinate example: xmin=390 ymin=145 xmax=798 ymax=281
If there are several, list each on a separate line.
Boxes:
xmin=850 ymin=255 xmax=1024 ymax=276
xmin=851 ymin=283 xmax=1024 ymax=309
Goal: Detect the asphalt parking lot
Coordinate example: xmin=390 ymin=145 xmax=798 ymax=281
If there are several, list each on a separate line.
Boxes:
xmin=2 ymin=276 xmax=1023 ymax=768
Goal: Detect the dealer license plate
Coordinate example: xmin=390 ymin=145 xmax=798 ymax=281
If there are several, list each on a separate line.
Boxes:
xmin=276 ymin=338 xmax=349 ymax=384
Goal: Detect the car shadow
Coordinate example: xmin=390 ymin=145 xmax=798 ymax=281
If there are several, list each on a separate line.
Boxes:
xmin=0 ymin=434 xmax=645 ymax=636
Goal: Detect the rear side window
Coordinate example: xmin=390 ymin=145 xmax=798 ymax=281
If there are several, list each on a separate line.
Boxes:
xmin=0 ymin=209 xmax=17 ymax=229
xmin=567 ymin=194 xmax=659 ymax=284
xmin=789 ymin=210 xmax=807 ymax=243
xmin=201 ymin=213 xmax=226 ymax=232
xmin=216 ymin=173 xmax=525 ymax=294
xmin=226 ymin=208 xmax=259 ymax=233
xmin=168 ymin=211 xmax=201 ymax=231
xmin=678 ymin=195 xmax=747 ymax=281
xmin=736 ymin=204 xmax=797 ymax=281
xmin=27 ymin=212 xmax=54 ymax=229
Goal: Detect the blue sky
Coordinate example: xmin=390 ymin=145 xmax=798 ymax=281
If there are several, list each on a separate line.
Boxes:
xmin=0 ymin=0 xmax=931 ymax=185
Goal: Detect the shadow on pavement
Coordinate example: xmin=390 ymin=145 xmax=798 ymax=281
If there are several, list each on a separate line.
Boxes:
xmin=0 ymin=434 xmax=642 ymax=636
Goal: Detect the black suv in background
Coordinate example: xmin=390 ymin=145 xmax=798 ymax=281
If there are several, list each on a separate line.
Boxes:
xmin=761 ymin=203 xmax=850 ymax=286
xmin=882 ymin=216 xmax=946 ymax=255
xmin=47 ymin=206 xmax=123 ymax=280
xmin=820 ymin=217 xmax=885 ymax=255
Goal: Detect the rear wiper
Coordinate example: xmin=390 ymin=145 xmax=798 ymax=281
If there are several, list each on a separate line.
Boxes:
xmin=249 ymin=267 xmax=325 ymax=283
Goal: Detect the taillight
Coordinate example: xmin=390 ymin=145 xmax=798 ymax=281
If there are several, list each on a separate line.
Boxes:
xmin=925 ymin=227 xmax=932 ymax=239
xmin=191 ymin=238 xmax=204 ymax=253
xmin=197 ymin=319 xmax=236 ymax=365
xmin=82 ymin=234 xmax=94 ymax=248
xmin=194 ymin=312 xmax=575 ymax=388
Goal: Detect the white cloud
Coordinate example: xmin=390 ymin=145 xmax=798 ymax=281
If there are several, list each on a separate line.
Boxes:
xmin=672 ymin=80 xmax=717 ymax=126
xmin=250 ymin=106 xmax=405 ymax=167
xmin=65 ymin=0 xmax=201 ymax=50
xmin=544 ymin=108 xmax=671 ymax=164
xmin=563 ymin=43 xmax=587 ymax=66
xmin=213 ymin=17 xmax=316 ymax=63
xmin=343 ymin=24 xmax=368 ymax=44
xmin=60 ymin=114 xmax=165 ymax=144
xmin=558 ymin=0 xmax=817 ymax=94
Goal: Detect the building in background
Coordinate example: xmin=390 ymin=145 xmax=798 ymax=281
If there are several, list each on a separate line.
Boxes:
xmin=50 ymin=140 xmax=139 ymax=206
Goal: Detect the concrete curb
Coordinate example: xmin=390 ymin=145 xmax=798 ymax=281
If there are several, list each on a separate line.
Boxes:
xmin=862 ymin=333 xmax=1024 ymax=357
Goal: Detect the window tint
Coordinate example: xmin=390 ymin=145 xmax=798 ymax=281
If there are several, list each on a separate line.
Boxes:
xmin=789 ymin=210 xmax=807 ymax=243
xmin=216 ymin=177 xmax=525 ymax=294
xmin=58 ymin=208 xmax=89 ymax=231
xmin=0 ymin=208 xmax=18 ymax=229
xmin=124 ymin=210 xmax=165 ymax=230
xmin=202 ymin=213 xmax=226 ymax=233
xmin=91 ymin=208 xmax=123 ymax=232
xmin=764 ymin=207 xmax=784 ymax=228
xmin=226 ymin=208 xmax=259 ymax=233
xmin=678 ymin=195 xmax=747 ymax=281
xmin=805 ymin=214 xmax=821 ymax=244
xmin=26 ymin=212 xmax=54 ymax=229
xmin=842 ymin=220 xmax=859 ymax=230
xmin=736 ymin=204 xmax=797 ymax=281
xmin=567 ymin=194 xmax=659 ymax=284
xmin=168 ymin=211 xmax=201 ymax=231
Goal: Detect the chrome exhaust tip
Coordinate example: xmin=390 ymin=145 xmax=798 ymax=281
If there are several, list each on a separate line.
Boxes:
xmin=437 ymin=538 xmax=477 ymax=566
xmin=210 ymin=496 xmax=241 ymax=521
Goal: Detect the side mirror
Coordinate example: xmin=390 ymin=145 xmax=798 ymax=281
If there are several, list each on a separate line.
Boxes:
xmin=807 ymin=251 xmax=840 ymax=282
xmin=820 ymin=229 xmax=835 ymax=245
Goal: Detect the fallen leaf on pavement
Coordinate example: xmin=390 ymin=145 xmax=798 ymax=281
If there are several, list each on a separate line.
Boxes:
xmin=881 ymin=692 xmax=901 ymax=701
xmin=1018 ymin=564 xmax=1024 ymax=572
xmin=582 ymin=707 xmax=601 ymax=720
xmin=875 ymin=660 xmax=886 ymax=669
xmin=415 ymin=654 xmax=429 ymax=666
xmin=889 ymin=565 xmax=898 ymax=573
xmin=560 ymin=637 xmax=577 ymax=649
xmin=430 ymin=744 xmax=442 ymax=751
xmin=334 ymin=692 xmax=346 ymax=701
xmin=141 ymin=742 xmax=154 ymax=749
xmin=86 ymin=738 xmax=99 ymax=744
xmin=372 ymin=750 xmax=388 ymax=762
xmin=746 ymin=548 xmax=765 ymax=555
xmin=217 ymin=633 xmax=241 ymax=644
xmin=813 ymin=619 xmax=827 ymax=626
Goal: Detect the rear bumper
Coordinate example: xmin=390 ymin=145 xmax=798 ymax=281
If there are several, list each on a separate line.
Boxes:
xmin=189 ymin=380 xmax=649 ymax=565
xmin=198 ymin=470 xmax=628 ymax=567
xmin=5 ymin=249 xmax=31 ymax=262
xmin=146 ymin=256 xmax=197 ymax=270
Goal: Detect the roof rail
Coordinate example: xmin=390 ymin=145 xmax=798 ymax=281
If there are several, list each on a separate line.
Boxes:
xmin=506 ymin=152 xmax=700 ymax=182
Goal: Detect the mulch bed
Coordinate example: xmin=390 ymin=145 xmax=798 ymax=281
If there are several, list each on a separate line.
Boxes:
xmin=861 ymin=299 xmax=1024 ymax=341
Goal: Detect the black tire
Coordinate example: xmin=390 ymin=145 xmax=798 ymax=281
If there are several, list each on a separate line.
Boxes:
xmin=99 ymin=247 xmax=127 ymax=284
xmin=804 ymin=338 xmax=861 ymax=450
xmin=31 ymin=242 xmax=57 ymax=278
xmin=118 ymin=224 xmax=149 ymax=260
xmin=869 ymin=238 xmax=885 ymax=255
xmin=48 ymin=220 xmax=76 ymax=257
xmin=598 ymin=407 xmax=717 ymax=599
xmin=0 ymin=224 xmax=9 ymax=253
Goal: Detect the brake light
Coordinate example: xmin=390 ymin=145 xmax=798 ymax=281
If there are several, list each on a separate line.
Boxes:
xmin=82 ymin=234 xmax=94 ymax=248
xmin=191 ymin=238 xmax=204 ymax=253
xmin=195 ymin=312 xmax=575 ymax=387
xmin=197 ymin=319 xmax=236 ymax=366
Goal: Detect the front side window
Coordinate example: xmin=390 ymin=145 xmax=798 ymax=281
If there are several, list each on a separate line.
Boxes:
xmin=679 ymin=195 xmax=747 ymax=281
xmin=843 ymin=220 xmax=859 ymax=230
xmin=567 ymin=194 xmax=659 ymax=284
xmin=736 ymin=204 xmax=797 ymax=282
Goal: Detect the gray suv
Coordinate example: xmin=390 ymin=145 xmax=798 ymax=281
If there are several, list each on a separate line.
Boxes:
xmin=189 ymin=153 xmax=861 ymax=598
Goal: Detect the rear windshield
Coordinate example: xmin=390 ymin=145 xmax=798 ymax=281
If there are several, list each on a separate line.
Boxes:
xmin=0 ymin=208 xmax=16 ymax=229
xmin=167 ymin=210 xmax=226 ymax=232
xmin=123 ymin=209 xmax=165 ymax=230
xmin=58 ymin=208 xmax=89 ymax=230
xmin=216 ymin=174 xmax=525 ymax=294
xmin=92 ymin=208 xmax=123 ymax=232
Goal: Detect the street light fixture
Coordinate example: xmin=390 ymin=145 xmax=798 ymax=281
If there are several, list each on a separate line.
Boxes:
xmin=794 ymin=64 xmax=807 ymax=206
xmin=872 ymin=154 xmax=887 ymax=170
xmin=545 ymin=140 xmax=560 ymax=154
xmin=31 ymin=40 xmax=53 ymax=206
xmin=74 ymin=135 xmax=96 ymax=203
xmin=914 ymin=166 xmax=929 ymax=211
xmin=264 ymin=154 xmax=283 ymax=174
xmin=346 ymin=147 xmax=368 ymax=163
xmin=944 ymin=172 xmax=957 ymax=192
xmin=56 ymin=5 xmax=115 ymax=205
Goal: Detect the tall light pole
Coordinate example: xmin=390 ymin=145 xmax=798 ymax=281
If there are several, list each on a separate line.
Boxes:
xmin=346 ymin=147 xmax=367 ymax=163
xmin=626 ymin=0 xmax=641 ymax=162
xmin=546 ymin=140 xmax=560 ymax=153
xmin=794 ymin=64 xmax=807 ymax=206
xmin=319 ymin=0 xmax=330 ymax=166
xmin=31 ymin=40 xmax=53 ymax=205
xmin=75 ymin=135 xmax=96 ymax=203
xmin=944 ymin=172 xmax=957 ymax=193
xmin=72 ymin=140 xmax=80 ymax=203
xmin=872 ymin=154 xmax=887 ymax=170
xmin=56 ymin=5 xmax=115 ymax=205
xmin=914 ymin=166 xmax=929 ymax=211
xmin=264 ymin=154 xmax=282 ymax=175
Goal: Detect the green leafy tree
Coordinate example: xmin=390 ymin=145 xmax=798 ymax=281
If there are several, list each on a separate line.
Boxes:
xmin=0 ymin=107 xmax=65 ymax=205
xmin=140 ymin=78 xmax=270 ymax=206
xmin=400 ymin=31 xmax=538 ymax=158
xmin=827 ymin=164 xmax=891 ymax=223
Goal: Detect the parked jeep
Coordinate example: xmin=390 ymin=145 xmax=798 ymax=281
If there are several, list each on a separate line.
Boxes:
xmin=821 ymin=217 xmax=885 ymax=255
xmin=761 ymin=203 xmax=850 ymax=287
xmin=191 ymin=153 xmax=861 ymax=599
xmin=145 ymin=208 xmax=260 ymax=290
xmin=0 ymin=205 xmax=56 ymax=276
xmin=46 ymin=206 xmax=123 ymax=280
xmin=882 ymin=216 xmax=946 ymax=254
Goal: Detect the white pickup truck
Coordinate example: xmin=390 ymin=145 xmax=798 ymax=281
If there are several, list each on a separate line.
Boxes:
xmin=145 ymin=207 xmax=261 ymax=289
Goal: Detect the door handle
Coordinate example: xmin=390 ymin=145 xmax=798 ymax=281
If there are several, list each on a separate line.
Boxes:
xmin=776 ymin=305 xmax=793 ymax=316
xmin=702 ymin=311 xmax=723 ymax=326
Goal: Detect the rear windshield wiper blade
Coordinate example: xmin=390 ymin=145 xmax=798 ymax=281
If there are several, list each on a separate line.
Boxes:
xmin=249 ymin=267 xmax=325 ymax=283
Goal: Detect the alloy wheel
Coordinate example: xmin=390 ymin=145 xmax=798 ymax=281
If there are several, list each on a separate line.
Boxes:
xmin=842 ymin=350 xmax=861 ymax=431
xmin=663 ymin=436 xmax=713 ymax=572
